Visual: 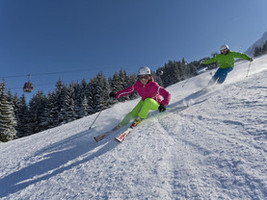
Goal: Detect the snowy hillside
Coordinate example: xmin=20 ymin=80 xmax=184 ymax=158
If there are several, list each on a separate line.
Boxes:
xmin=245 ymin=31 xmax=267 ymax=57
xmin=0 ymin=55 xmax=267 ymax=200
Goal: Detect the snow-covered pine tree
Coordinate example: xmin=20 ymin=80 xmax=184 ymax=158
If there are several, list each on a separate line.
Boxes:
xmin=152 ymin=71 xmax=163 ymax=87
xmin=46 ymin=92 xmax=58 ymax=129
xmin=16 ymin=94 xmax=31 ymax=138
xmin=155 ymin=59 xmax=200 ymax=88
xmin=163 ymin=61 xmax=181 ymax=86
xmin=28 ymin=91 xmax=49 ymax=134
xmin=98 ymin=72 xmax=110 ymax=108
xmin=89 ymin=72 xmax=110 ymax=112
xmin=73 ymin=81 xmax=83 ymax=119
xmin=80 ymin=95 xmax=89 ymax=117
xmin=60 ymin=83 xmax=76 ymax=123
xmin=158 ymin=62 xmax=170 ymax=87
xmin=110 ymin=71 xmax=127 ymax=102
xmin=50 ymin=79 xmax=64 ymax=125
xmin=7 ymin=91 xmax=21 ymax=136
xmin=263 ymin=42 xmax=267 ymax=54
xmin=85 ymin=82 xmax=94 ymax=115
xmin=0 ymin=81 xmax=17 ymax=142
xmin=175 ymin=62 xmax=183 ymax=82
xmin=253 ymin=41 xmax=267 ymax=57
xmin=118 ymin=69 xmax=130 ymax=101
xmin=188 ymin=63 xmax=198 ymax=76
xmin=119 ymin=69 xmax=128 ymax=88
xmin=127 ymin=73 xmax=138 ymax=100
xmin=110 ymin=72 xmax=122 ymax=92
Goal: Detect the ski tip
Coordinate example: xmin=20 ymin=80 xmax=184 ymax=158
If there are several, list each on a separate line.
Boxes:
xmin=115 ymin=137 xmax=123 ymax=143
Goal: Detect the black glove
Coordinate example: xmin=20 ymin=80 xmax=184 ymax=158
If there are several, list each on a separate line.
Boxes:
xmin=158 ymin=104 xmax=166 ymax=112
xmin=109 ymin=91 xmax=117 ymax=98
xmin=249 ymin=58 xmax=253 ymax=62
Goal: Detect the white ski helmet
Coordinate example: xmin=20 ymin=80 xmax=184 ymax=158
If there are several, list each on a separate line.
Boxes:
xmin=220 ymin=44 xmax=229 ymax=51
xmin=138 ymin=66 xmax=151 ymax=76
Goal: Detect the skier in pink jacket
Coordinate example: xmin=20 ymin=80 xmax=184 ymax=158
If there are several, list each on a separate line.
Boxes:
xmin=109 ymin=66 xmax=171 ymax=128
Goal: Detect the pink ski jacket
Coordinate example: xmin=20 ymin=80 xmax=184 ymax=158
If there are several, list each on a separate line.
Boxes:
xmin=115 ymin=78 xmax=171 ymax=106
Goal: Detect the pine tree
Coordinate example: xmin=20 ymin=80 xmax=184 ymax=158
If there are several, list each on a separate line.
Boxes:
xmin=128 ymin=73 xmax=138 ymax=100
xmin=86 ymin=82 xmax=95 ymax=114
xmin=80 ymin=96 xmax=89 ymax=117
xmin=254 ymin=47 xmax=262 ymax=57
xmin=119 ymin=69 xmax=131 ymax=101
xmin=73 ymin=81 xmax=83 ymax=119
xmin=60 ymin=83 xmax=76 ymax=123
xmin=90 ymin=72 xmax=109 ymax=112
xmin=110 ymin=72 xmax=123 ymax=92
xmin=154 ymin=71 xmax=163 ymax=86
xmin=28 ymin=91 xmax=49 ymax=133
xmin=50 ymin=79 xmax=64 ymax=125
xmin=189 ymin=64 xmax=198 ymax=76
xmin=0 ymin=81 xmax=17 ymax=142
xmin=263 ymin=41 xmax=267 ymax=53
xmin=161 ymin=61 xmax=182 ymax=87
xmin=16 ymin=94 xmax=31 ymax=138
xmin=46 ymin=92 xmax=58 ymax=129
xmin=182 ymin=57 xmax=186 ymax=64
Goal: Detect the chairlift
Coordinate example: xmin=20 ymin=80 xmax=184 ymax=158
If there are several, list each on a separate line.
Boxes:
xmin=23 ymin=74 xmax=33 ymax=93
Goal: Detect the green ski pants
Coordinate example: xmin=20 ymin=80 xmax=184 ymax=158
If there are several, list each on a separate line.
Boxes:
xmin=121 ymin=98 xmax=160 ymax=126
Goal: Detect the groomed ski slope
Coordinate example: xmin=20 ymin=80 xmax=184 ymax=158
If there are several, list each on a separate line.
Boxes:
xmin=0 ymin=55 xmax=267 ymax=200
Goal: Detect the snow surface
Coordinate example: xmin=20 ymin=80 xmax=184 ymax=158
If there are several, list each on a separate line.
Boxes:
xmin=0 ymin=55 xmax=267 ymax=200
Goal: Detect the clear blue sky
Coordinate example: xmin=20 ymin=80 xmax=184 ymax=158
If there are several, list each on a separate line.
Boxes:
xmin=1 ymin=0 xmax=267 ymax=99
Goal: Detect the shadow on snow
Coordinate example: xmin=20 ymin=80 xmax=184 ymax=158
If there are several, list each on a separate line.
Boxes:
xmin=0 ymin=129 xmax=119 ymax=198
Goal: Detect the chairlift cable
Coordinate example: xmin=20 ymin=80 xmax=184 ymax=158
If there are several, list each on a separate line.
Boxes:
xmin=2 ymin=67 xmax=112 ymax=79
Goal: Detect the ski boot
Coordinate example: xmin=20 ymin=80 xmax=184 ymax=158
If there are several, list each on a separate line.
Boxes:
xmin=130 ymin=117 xmax=143 ymax=128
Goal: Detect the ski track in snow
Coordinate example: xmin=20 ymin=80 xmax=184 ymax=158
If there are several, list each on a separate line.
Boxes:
xmin=0 ymin=55 xmax=267 ymax=200
xmin=160 ymin=72 xmax=267 ymax=200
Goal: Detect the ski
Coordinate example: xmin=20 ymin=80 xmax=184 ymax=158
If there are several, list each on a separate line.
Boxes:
xmin=115 ymin=127 xmax=133 ymax=143
xmin=94 ymin=124 xmax=121 ymax=142
xmin=94 ymin=130 xmax=113 ymax=142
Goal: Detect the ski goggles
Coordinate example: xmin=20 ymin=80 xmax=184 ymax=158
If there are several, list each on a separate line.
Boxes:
xmin=138 ymin=75 xmax=150 ymax=80
xmin=221 ymin=49 xmax=228 ymax=54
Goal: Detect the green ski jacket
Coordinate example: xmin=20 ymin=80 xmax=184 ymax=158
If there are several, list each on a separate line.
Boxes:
xmin=203 ymin=51 xmax=251 ymax=69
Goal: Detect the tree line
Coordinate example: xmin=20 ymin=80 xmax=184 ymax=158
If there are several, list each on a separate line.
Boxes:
xmin=1 ymin=58 xmax=209 ymax=142
xmin=254 ymin=41 xmax=267 ymax=57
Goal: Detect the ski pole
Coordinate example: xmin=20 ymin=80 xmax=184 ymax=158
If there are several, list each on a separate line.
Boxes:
xmin=246 ymin=61 xmax=252 ymax=77
xmin=88 ymin=97 xmax=111 ymax=130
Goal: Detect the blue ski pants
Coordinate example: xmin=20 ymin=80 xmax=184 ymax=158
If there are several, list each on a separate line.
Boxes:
xmin=209 ymin=67 xmax=233 ymax=85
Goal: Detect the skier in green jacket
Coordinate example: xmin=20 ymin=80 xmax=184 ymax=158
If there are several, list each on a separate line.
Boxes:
xmin=202 ymin=44 xmax=253 ymax=85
